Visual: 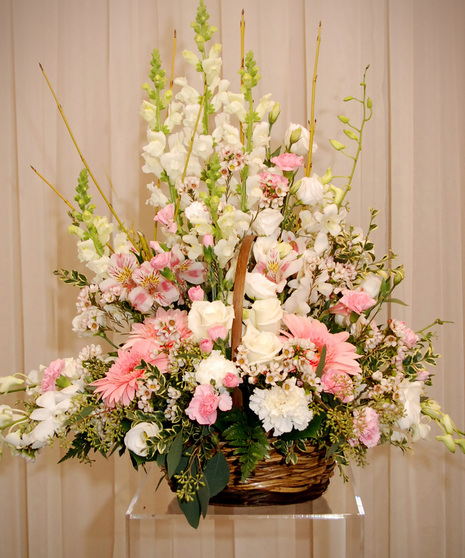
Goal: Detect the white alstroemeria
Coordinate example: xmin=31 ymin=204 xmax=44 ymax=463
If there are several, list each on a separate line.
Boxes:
xmin=252 ymin=208 xmax=284 ymax=237
xmin=255 ymin=94 xmax=275 ymax=119
xmin=250 ymin=379 xmax=313 ymax=436
xmin=317 ymin=204 xmax=346 ymax=236
xmin=244 ymin=272 xmax=278 ymax=300
xmin=283 ymin=278 xmax=311 ymax=316
xmin=174 ymin=77 xmax=200 ymax=104
xmin=124 ymin=422 xmax=160 ymax=457
xmin=214 ymin=235 xmax=238 ymax=268
xmin=192 ymin=134 xmax=214 ymax=160
xmin=188 ymin=301 xmax=235 ymax=340
xmin=252 ymin=121 xmax=270 ymax=149
xmin=242 ymin=324 xmax=283 ymax=365
xmin=143 ymin=130 xmax=167 ymax=158
xmin=296 ymin=175 xmax=324 ymax=206
xmin=252 ymin=236 xmax=280 ymax=263
xmin=202 ymin=43 xmax=222 ymax=85
xmin=29 ymin=391 xmax=74 ymax=449
xmin=139 ymin=100 xmax=158 ymax=129
xmin=224 ymin=93 xmax=246 ymax=122
xmin=248 ymin=297 xmax=283 ymax=334
xmin=182 ymin=49 xmax=200 ymax=68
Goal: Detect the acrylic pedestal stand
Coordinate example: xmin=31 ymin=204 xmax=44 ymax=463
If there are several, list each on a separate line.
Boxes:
xmin=126 ymin=464 xmax=365 ymax=558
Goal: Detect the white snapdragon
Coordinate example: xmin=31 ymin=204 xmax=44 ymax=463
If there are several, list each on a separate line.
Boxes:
xmin=174 ymin=77 xmax=200 ymax=104
xmin=202 ymin=43 xmax=222 ymax=85
xmin=144 ymin=130 xmax=167 ymax=158
xmin=192 ymin=134 xmax=214 ymax=160
xmin=252 ymin=121 xmax=270 ymax=149
xmin=255 ymin=94 xmax=275 ymax=119
xmin=224 ymin=93 xmax=246 ymax=122
xmin=214 ymin=235 xmax=239 ymax=268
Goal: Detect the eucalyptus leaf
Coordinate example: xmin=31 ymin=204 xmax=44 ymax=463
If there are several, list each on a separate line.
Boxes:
xmin=203 ymin=451 xmax=230 ymax=497
xmin=178 ymin=496 xmax=201 ymax=529
xmin=167 ymin=433 xmax=183 ymax=478
xmin=197 ymin=475 xmax=210 ymax=518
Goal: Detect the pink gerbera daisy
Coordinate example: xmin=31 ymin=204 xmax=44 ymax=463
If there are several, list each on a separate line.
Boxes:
xmin=92 ymin=349 xmax=156 ymax=406
xmin=282 ymin=313 xmax=361 ymax=375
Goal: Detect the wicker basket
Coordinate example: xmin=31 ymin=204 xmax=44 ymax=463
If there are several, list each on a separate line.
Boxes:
xmin=209 ymin=443 xmax=336 ymax=506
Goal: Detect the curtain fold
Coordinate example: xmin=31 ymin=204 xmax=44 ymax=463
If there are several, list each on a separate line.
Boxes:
xmin=1 ymin=1 xmax=464 ymax=556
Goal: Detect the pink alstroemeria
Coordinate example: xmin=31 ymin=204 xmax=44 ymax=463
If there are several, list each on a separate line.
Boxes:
xmin=169 ymin=245 xmax=206 ymax=286
xmin=283 ymin=313 xmax=361 ymax=376
xmin=253 ymin=247 xmax=302 ymax=292
xmin=154 ymin=203 xmax=177 ymax=234
xmin=99 ymin=252 xmax=138 ymax=295
xmin=270 ymin=152 xmax=304 ymax=172
xmin=129 ymin=262 xmax=179 ymax=311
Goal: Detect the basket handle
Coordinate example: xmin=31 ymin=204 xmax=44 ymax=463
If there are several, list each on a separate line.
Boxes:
xmin=230 ymin=234 xmax=256 ymax=360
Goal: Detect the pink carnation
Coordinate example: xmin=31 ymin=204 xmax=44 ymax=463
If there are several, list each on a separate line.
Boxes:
xmin=41 ymin=359 xmax=66 ymax=392
xmin=353 ymin=407 xmax=381 ymax=448
xmin=330 ymin=290 xmax=376 ymax=317
xmin=271 ymin=152 xmax=304 ymax=171
xmin=185 ymin=384 xmax=232 ymax=425
xmin=321 ymin=368 xmax=354 ymax=403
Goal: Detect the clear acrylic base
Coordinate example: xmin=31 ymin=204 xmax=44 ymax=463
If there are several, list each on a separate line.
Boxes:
xmin=126 ymin=464 xmax=365 ymax=558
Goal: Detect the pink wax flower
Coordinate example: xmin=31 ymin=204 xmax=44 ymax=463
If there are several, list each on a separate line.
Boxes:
xmin=154 ymin=203 xmax=177 ymax=233
xmin=185 ymin=384 xmax=232 ymax=425
xmin=207 ymin=325 xmax=228 ymax=342
xmin=200 ymin=338 xmax=214 ymax=353
xmin=321 ymin=368 xmax=354 ymax=403
xmin=330 ymin=289 xmax=376 ymax=317
xmin=353 ymin=407 xmax=381 ymax=448
xmin=270 ymin=152 xmax=304 ymax=171
xmin=188 ymin=286 xmax=205 ymax=302
xmin=223 ymin=372 xmax=242 ymax=389
xmin=202 ymin=234 xmax=214 ymax=247
xmin=41 ymin=359 xmax=66 ymax=392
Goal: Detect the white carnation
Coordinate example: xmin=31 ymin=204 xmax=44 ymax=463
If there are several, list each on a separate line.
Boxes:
xmin=195 ymin=351 xmax=240 ymax=387
xmin=249 ymin=379 xmax=313 ymax=436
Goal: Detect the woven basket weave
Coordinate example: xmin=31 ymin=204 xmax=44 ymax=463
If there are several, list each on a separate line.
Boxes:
xmin=210 ymin=443 xmax=335 ymax=506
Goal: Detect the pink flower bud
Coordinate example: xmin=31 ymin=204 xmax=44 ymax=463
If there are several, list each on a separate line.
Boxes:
xmin=223 ymin=372 xmax=241 ymax=389
xmin=202 ymin=234 xmax=214 ymax=247
xmin=150 ymin=252 xmax=171 ymax=270
xmin=188 ymin=286 xmax=205 ymax=302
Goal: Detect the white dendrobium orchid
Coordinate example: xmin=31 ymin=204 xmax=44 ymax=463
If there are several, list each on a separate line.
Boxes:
xmin=29 ymin=391 xmax=74 ymax=449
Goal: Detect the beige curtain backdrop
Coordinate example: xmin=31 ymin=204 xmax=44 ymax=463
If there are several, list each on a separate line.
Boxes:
xmin=1 ymin=0 xmax=464 ymax=556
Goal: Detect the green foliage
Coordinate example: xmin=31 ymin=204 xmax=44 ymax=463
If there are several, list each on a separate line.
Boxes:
xmin=53 ymin=268 xmax=89 ymax=288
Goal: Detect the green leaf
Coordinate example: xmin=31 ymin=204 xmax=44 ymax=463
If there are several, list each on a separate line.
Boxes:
xmin=281 ymin=413 xmax=323 ymax=441
xmin=178 ymin=496 xmax=201 ymax=529
xmin=167 ymin=433 xmax=183 ymax=478
xmin=315 ymin=345 xmax=327 ymax=378
xmin=156 ymin=452 xmax=166 ymax=468
xmin=197 ymin=475 xmax=210 ymax=518
xmin=203 ymin=451 xmax=230 ymax=497
xmin=384 ymin=298 xmax=408 ymax=306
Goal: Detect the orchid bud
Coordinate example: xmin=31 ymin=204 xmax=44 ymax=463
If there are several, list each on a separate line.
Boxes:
xmin=436 ymin=434 xmax=456 ymax=453
xmin=455 ymin=439 xmax=465 ymax=454
xmin=0 ymin=375 xmax=24 ymax=393
xmin=441 ymin=414 xmax=456 ymax=435
xmin=321 ymin=167 xmax=333 ymax=185
xmin=421 ymin=399 xmax=442 ymax=420
xmin=331 ymin=185 xmax=345 ymax=206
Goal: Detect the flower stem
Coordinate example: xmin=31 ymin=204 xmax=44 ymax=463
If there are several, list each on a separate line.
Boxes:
xmin=31 ymin=166 xmax=76 ymax=211
xmin=170 ymin=30 xmax=177 ymax=91
xmin=305 ymin=22 xmax=321 ymax=178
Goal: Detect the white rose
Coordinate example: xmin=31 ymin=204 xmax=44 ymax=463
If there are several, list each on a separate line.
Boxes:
xmin=244 ymin=272 xmax=278 ymax=300
xmin=252 ymin=208 xmax=284 ymax=237
xmin=188 ymin=301 xmax=235 ymax=340
xmin=124 ymin=422 xmax=160 ymax=457
xmin=195 ymin=351 xmax=240 ymax=387
xmin=249 ymin=297 xmax=283 ymax=334
xmin=296 ymin=176 xmax=324 ymax=206
xmin=242 ymin=324 xmax=282 ymax=365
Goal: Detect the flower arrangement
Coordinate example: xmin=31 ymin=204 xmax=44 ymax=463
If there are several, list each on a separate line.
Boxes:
xmin=1 ymin=0 xmax=463 ymax=528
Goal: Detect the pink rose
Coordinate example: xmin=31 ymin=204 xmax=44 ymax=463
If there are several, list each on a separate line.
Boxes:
xmin=41 ymin=359 xmax=66 ymax=392
xmin=321 ymin=368 xmax=354 ymax=403
xmin=188 ymin=286 xmax=205 ymax=302
xmin=223 ymin=372 xmax=242 ymax=389
xmin=207 ymin=325 xmax=227 ymax=341
xmin=330 ymin=290 xmax=376 ymax=316
xmin=353 ymin=407 xmax=381 ymax=448
xmin=199 ymin=338 xmax=214 ymax=354
xmin=185 ymin=385 xmax=231 ymax=425
xmin=271 ymin=152 xmax=304 ymax=171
